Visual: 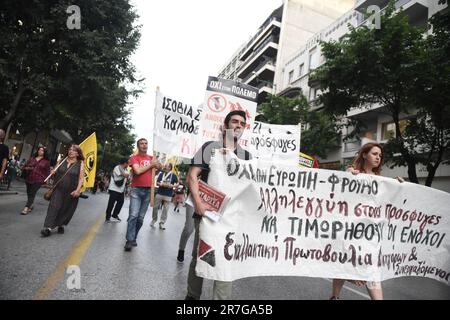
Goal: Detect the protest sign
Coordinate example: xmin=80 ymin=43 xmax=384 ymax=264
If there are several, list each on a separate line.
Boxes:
xmin=196 ymin=151 xmax=450 ymax=285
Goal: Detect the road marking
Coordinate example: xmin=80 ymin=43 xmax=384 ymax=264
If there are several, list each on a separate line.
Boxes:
xmin=324 ymin=278 xmax=371 ymax=299
xmin=32 ymin=214 xmax=104 ymax=300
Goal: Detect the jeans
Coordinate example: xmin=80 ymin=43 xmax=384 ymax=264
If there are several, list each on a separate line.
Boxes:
xmin=106 ymin=190 xmax=125 ymax=220
xmin=126 ymin=187 xmax=151 ymax=242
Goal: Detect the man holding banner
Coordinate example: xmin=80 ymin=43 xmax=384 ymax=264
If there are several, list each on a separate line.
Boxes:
xmin=186 ymin=110 xmax=252 ymax=300
xmin=124 ymin=138 xmax=161 ymax=252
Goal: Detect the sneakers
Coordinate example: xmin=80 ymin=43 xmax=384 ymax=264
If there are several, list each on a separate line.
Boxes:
xmin=57 ymin=226 xmax=64 ymax=234
xmin=131 ymin=240 xmax=137 ymax=247
xmin=110 ymin=217 xmax=121 ymax=222
xmin=40 ymin=228 xmax=51 ymax=237
xmin=150 ymin=220 xmax=156 ymax=227
xmin=124 ymin=241 xmax=133 ymax=252
xmin=159 ymin=222 xmax=166 ymax=230
xmin=177 ymin=250 xmax=184 ymax=262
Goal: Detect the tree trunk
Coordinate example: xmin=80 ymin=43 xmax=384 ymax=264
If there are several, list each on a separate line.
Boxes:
xmin=425 ymin=164 xmax=438 ymax=187
xmin=406 ymin=158 xmax=419 ymax=183
xmin=0 ymin=75 xmax=25 ymax=130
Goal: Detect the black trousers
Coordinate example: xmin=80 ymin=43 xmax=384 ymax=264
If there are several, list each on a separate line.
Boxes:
xmin=105 ymin=190 xmax=125 ymax=220
xmin=26 ymin=183 xmax=42 ymax=208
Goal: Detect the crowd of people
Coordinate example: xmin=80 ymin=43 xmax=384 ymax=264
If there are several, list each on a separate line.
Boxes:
xmin=1 ymin=110 xmax=409 ymax=300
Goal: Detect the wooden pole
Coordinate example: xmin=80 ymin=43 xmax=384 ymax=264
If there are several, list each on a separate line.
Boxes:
xmin=150 ymin=86 xmax=160 ymax=208
xmin=44 ymin=156 xmax=67 ymax=183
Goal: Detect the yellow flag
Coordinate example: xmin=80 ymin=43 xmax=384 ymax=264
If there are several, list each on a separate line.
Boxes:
xmin=167 ymin=156 xmax=180 ymax=177
xmin=79 ymin=132 xmax=97 ymax=192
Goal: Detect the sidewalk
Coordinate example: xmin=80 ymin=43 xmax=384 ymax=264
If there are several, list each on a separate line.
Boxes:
xmin=0 ymin=178 xmax=25 ymax=195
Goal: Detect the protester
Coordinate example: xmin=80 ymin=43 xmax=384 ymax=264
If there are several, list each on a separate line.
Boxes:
xmin=6 ymin=155 xmax=19 ymax=190
xmin=105 ymin=158 xmax=129 ymax=222
xmin=330 ymin=142 xmax=404 ymax=300
xmin=185 ymin=110 xmax=252 ymax=300
xmin=150 ymin=163 xmax=178 ymax=230
xmin=172 ymin=181 xmax=186 ymax=213
xmin=21 ymin=146 xmax=50 ymax=215
xmin=40 ymin=145 xmax=85 ymax=237
xmin=0 ymin=129 xmax=9 ymax=181
xmin=124 ymin=138 xmax=161 ymax=251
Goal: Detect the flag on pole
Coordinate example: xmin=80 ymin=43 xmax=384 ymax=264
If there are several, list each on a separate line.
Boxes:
xmin=79 ymin=132 xmax=97 ymax=192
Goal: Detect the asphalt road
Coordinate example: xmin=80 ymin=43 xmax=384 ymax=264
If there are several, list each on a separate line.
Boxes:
xmin=1 ymin=181 xmax=449 ymax=300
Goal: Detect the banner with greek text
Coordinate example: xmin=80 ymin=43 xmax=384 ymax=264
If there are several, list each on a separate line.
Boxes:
xmin=249 ymin=122 xmax=300 ymax=166
xmin=195 ymin=152 xmax=450 ymax=285
xmin=153 ymin=91 xmax=203 ymax=158
xmin=199 ymin=76 xmax=258 ymax=149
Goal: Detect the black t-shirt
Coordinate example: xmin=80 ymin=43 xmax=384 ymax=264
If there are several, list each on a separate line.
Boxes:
xmin=0 ymin=144 xmax=9 ymax=169
xmin=190 ymin=140 xmax=252 ymax=217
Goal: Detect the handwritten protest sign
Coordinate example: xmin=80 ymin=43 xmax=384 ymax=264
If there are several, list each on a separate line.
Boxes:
xmin=198 ymin=76 xmax=258 ymax=149
xmin=153 ymin=91 xmax=203 ymax=158
xmin=196 ymin=152 xmax=450 ymax=285
xmin=249 ymin=122 xmax=300 ymax=166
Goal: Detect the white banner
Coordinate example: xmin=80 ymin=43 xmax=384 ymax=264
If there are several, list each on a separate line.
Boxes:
xmin=249 ymin=121 xmax=300 ymax=165
xmin=198 ymin=76 xmax=258 ymax=149
xmin=196 ymin=152 xmax=450 ymax=285
xmin=153 ymin=91 xmax=203 ymax=158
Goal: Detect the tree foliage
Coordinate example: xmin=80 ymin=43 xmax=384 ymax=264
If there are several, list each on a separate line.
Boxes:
xmin=310 ymin=1 xmax=450 ymax=186
xmin=0 ymin=0 xmax=141 ymax=154
xmin=258 ymin=94 xmax=340 ymax=158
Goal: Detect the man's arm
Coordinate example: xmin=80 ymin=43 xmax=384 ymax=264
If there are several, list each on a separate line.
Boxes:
xmin=187 ymin=166 xmax=205 ymax=216
xmin=131 ymin=159 xmax=161 ymax=175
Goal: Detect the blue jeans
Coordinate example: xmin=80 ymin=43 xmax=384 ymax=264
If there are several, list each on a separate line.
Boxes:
xmin=126 ymin=187 xmax=151 ymax=242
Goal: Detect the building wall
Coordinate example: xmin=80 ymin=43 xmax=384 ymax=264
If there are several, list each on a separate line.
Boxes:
xmin=274 ymin=0 xmax=356 ymax=90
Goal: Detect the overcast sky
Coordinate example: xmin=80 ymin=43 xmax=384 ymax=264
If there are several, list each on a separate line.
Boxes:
xmin=129 ymin=0 xmax=281 ymax=148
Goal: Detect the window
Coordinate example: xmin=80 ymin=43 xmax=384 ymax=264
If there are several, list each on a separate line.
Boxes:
xmin=299 ymin=63 xmax=304 ymax=77
xmin=308 ymin=47 xmax=318 ymax=71
xmin=288 ymin=70 xmax=294 ymax=84
xmin=381 ymin=120 xmax=407 ymax=140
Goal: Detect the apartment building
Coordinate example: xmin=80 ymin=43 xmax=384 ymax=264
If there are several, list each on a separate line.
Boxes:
xmin=278 ymin=0 xmax=449 ymax=191
xmin=218 ymin=0 xmax=355 ymax=104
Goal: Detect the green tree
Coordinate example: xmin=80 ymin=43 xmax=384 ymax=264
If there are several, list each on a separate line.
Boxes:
xmin=0 ymin=0 xmax=141 ymax=145
xmin=258 ymin=94 xmax=340 ymax=158
xmin=311 ymin=1 xmax=449 ymax=186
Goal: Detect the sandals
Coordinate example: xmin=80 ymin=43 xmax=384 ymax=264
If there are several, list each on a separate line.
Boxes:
xmin=21 ymin=207 xmax=30 ymax=215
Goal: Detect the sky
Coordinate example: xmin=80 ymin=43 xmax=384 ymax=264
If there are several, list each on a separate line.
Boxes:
xmin=129 ymin=0 xmax=282 ymax=147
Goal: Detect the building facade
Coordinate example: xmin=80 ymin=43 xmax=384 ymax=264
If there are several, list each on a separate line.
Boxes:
xmin=218 ymin=0 xmax=449 ymax=191
xmin=278 ymin=0 xmax=450 ymax=191
xmin=218 ymin=0 xmax=355 ymax=104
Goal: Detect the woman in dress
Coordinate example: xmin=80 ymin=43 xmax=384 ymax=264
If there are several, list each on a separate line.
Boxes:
xmin=21 ymin=146 xmax=50 ymax=215
xmin=330 ymin=142 xmax=404 ymax=300
xmin=40 ymin=145 xmax=85 ymax=237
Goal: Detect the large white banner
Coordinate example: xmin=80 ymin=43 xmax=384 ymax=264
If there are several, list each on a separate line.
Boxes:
xmin=199 ymin=76 xmax=258 ymax=149
xmin=196 ymin=152 xmax=450 ymax=285
xmin=153 ymin=91 xmax=203 ymax=158
xmin=249 ymin=122 xmax=300 ymax=165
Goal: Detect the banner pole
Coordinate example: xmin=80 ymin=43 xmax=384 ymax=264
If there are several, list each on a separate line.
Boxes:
xmin=44 ymin=156 xmax=67 ymax=183
xmin=151 ymin=86 xmax=160 ymax=208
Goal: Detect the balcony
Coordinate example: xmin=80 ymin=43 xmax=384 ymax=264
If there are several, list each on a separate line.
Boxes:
xmin=240 ymin=17 xmax=281 ymax=61
xmin=355 ymin=0 xmax=390 ymax=13
xmin=242 ymin=59 xmax=275 ymax=85
xmin=237 ymin=35 xmax=279 ymax=79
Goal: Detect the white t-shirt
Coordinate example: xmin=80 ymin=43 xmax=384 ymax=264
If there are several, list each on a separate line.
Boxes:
xmin=108 ymin=165 xmax=127 ymax=193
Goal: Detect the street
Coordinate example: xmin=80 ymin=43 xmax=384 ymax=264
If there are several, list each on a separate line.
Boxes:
xmin=1 ymin=181 xmax=450 ymax=300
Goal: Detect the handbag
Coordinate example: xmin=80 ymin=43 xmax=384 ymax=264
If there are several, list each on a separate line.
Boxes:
xmin=114 ymin=178 xmax=125 ymax=187
xmin=44 ymin=162 xmax=76 ymax=201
